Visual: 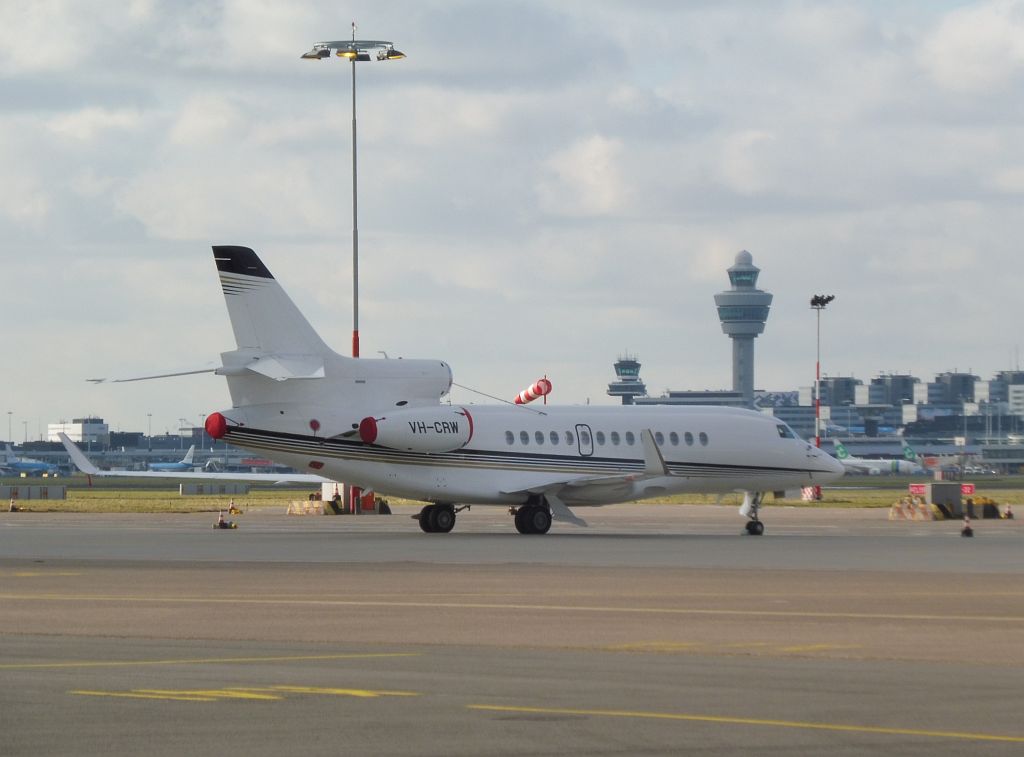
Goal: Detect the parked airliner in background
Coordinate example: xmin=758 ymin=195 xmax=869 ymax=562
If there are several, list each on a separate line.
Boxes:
xmin=86 ymin=246 xmax=844 ymax=535
xmin=901 ymin=440 xmax=924 ymax=466
xmin=148 ymin=445 xmax=196 ymax=472
xmin=2 ymin=444 xmax=58 ymax=476
xmin=833 ymin=441 xmax=923 ymax=475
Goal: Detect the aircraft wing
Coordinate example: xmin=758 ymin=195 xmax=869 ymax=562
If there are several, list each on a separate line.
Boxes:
xmin=58 ymin=434 xmax=329 ymax=484
xmin=500 ymin=430 xmax=673 ymax=526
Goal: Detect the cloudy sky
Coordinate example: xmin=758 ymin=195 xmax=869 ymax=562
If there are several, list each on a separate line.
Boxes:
xmin=3 ymin=0 xmax=1023 ymax=440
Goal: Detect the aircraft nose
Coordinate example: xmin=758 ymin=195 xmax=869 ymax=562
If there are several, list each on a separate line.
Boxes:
xmin=824 ymin=451 xmax=845 ymax=480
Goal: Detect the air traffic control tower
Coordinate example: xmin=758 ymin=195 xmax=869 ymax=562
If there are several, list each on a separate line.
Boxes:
xmin=713 ymin=250 xmax=772 ymax=406
xmin=607 ymin=354 xmax=647 ymax=404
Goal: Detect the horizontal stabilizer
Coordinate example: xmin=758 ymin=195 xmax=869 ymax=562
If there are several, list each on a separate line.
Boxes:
xmin=87 ymin=367 xmax=218 ymax=384
xmin=245 ymin=354 xmax=325 ymax=381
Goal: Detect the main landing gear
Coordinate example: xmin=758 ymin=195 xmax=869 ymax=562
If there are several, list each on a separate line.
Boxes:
xmin=741 ymin=492 xmax=765 ymax=536
xmin=510 ymin=497 xmax=552 ymax=535
xmin=416 ymin=503 xmax=458 ymax=533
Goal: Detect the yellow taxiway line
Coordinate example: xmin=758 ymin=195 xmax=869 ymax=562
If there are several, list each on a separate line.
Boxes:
xmin=467 ymin=705 xmax=1024 ymax=744
xmin=1 ymin=592 xmax=1022 ymax=624
xmin=68 ymin=685 xmax=420 ymax=702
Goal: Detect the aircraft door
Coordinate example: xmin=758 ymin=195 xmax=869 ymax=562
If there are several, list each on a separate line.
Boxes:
xmin=575 ymin=424 xmax=594 ymax=457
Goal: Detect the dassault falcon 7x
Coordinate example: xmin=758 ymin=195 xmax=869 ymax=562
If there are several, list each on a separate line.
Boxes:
xmin=96 ymin=246 xmax=845 ymax=534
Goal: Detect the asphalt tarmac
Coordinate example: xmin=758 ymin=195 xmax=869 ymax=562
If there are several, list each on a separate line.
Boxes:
xmin=1 ymin=504 xmax=1022 ymax=756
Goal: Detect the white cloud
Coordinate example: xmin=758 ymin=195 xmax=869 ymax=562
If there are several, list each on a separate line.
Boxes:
xmin=115 ymin=155 xmax=340 ymax=241
xmin=0 ymin=0 xmax=156 ymax=73
xmin=716 ymin=130 xmax=777 ymax=195
xmin=536 ymin=135 xmax=629 ymax=217
xmin=47 ymin=107 xmax=143 ymax=142
xmin=989 ymin=164 xmax=1024 ymax=193
xmin=919 ymin=0 xmax=1024 ymax=92
xmin=169 ymin=95 xmax=243 ymax=145
xmin=0 ymin=177 xmax=50 ymax=226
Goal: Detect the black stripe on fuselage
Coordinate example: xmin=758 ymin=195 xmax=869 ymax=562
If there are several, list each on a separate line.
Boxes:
xmin=222 ymin=426 xmax=822 ymax=478
xmin=213 ymin=245 xmax=275 ymax=279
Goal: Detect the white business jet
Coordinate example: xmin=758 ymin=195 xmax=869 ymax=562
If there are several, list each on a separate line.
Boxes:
xmin=82 ymin=246 xmax=844 ymax=535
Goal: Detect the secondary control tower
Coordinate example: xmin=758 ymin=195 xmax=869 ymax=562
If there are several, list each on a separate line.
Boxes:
xmin=606 ymin=354 xmax=647 ymax=405
xmin=713 ymin=250 xmax=772 ymax=406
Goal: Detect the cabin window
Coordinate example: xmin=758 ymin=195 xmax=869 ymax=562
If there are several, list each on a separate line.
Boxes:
xmin=595 ymin=431 xmax=606 ymax=445
xmin=699 ymin=431 xmax=709 ymax=446
xmin=669 ymin=431 xmax=679 ymax=446
xmin=625 ymin=431 xmax=636 ymax=446
xmin=580 ymin=430 xmax=592 ymax=446
xmin=535 ymin=430 xmax=545 ymax=445
xmin=520 ymin=431 xmax=529 ymax=445
xmin=565 ymin=431 xmax=575 ymax=445
xmin=654 ymin=431 xmax=665 ymax=445
xmin=550 ymin=431 xmax=560 ymax=445
xmin=505 ymin=431 xmax=514 ymax=445
xmin=610 ymin=431 xmax=621 ymax=446
xmin=684 ymin=431 xmax=694 ymax=446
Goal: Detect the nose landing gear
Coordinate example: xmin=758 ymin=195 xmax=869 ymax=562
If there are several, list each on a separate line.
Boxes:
xmin=740 ymin=492 xmax=765 ymax=536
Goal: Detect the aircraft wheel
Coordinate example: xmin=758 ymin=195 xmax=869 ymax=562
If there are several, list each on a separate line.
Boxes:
xmin=526 ymin=506 xmax=552 ymax=535
xmin=514 ymin=506 xmax=531 ymax=534
xmin=745 ymin=520 xmax=764 ymax=536
xmin=418 ymin=505 xmax=436 ymax=533
xmin=432 ymin=505 xmax=456 ymax=533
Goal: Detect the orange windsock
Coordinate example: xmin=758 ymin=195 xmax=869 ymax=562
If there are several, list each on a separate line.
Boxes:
xmin=514 ymin=378 xmax=552 ymax=405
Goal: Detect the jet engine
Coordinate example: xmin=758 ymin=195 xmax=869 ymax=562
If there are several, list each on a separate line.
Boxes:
xmin=358 ymin=407 xmax=474 ymax=453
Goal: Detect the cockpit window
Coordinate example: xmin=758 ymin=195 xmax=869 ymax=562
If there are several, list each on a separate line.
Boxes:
xmin=777 ymin=424 xmax=796 ymax=439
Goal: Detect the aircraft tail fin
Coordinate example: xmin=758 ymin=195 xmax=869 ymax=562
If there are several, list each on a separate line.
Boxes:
xmin=3 ymin=444 xmax=12 ymax=462
xmin=213 ymin=246 xmax=331 ymax=356
xmin=833 ymin=441 xmax=850 ymax=459
xmin=902 ymin=440 xmax=918 ymax=461
xmin=181 ymin=445 xmax=195 ymax=465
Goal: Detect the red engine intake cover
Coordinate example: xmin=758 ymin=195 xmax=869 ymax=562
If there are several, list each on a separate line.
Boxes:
xmin=358 ymin=416 xmax=379 ymax=444
xmin=205 ymin=412 xmax=228 ymax=440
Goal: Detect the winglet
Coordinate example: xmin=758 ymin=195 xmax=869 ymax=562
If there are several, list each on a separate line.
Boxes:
xmin=641 ymin=429 xmax=669 ymax=476
xmin=58 ymin=433 xmax=101 ymax=475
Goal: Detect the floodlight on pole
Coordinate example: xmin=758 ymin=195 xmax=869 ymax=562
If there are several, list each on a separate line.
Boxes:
xmin=810 ymin=294 xmax=835 ymax=450
xmin=301 ymin=25 xmax=405 ymax=360
xmin=302 ymin=25 xmax=404 ymax=515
